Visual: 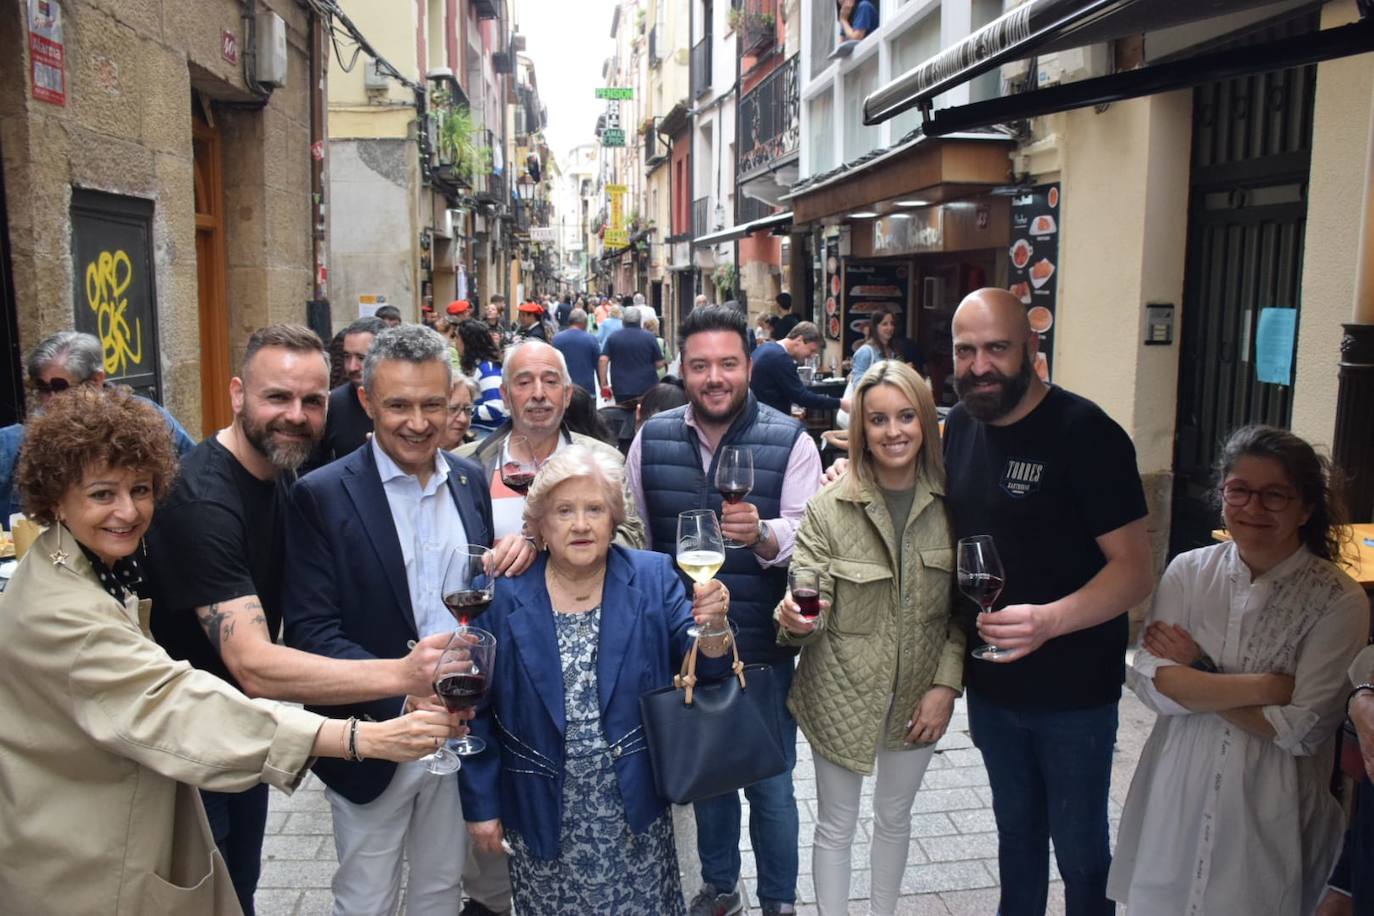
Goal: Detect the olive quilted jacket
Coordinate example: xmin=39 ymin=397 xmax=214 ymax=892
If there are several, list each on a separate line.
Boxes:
xmin=778 ymin=474 xmax=964 ymax=775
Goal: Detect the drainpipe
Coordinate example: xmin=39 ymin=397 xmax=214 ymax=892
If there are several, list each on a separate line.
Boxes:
xmin=308 ymin=7 xmax=330 ymax=313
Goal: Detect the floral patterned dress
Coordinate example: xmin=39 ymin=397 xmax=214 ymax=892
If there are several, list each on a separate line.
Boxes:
xmin=506 ymin=606 xmax=686 ymax=915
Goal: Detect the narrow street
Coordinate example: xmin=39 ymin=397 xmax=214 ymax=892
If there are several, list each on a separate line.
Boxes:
xmin=256 ymin=687 xmax=1155 ymax=915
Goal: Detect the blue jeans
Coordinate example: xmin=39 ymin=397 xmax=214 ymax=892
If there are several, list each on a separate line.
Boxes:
xmin=693 ymin=658 xmax=799 ymax=908
xmin=201 ymin=783 xmax=269 ymax=916
xmin=966 ymin=690 xmax=1117 ymax=916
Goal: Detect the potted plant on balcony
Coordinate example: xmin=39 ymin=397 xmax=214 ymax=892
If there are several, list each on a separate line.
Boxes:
xmin=433 ymin=98 xmax=492 ymax=188
xmin=713 ymin=261 xmax=737 ymax=298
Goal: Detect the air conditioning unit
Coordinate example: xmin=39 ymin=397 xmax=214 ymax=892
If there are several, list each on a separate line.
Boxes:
xmin=255 ymin=11 xmax=288 ymax=86
xmin=364 ymin=58 xmax=389 ymax=91
xmin=1037 ymin=44 xmax=1109 ymax=87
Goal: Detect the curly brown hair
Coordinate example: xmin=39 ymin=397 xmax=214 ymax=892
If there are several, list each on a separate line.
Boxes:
xmin=16 ymin=386 xmax=181 ymax=525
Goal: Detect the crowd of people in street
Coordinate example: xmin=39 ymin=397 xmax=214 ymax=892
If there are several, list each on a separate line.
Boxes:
xmin=0 ymin=286 xmax=1370 ymax=916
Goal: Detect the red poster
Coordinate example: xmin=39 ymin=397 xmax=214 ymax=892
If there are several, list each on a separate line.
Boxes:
xmin=28 ymin=0 xmax=65 ymax=106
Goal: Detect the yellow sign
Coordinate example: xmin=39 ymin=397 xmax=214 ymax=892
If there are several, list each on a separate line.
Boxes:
xmin=608 ymin=184 xmax=626 ymax=234
xmin=604 ymin=229 xmax=629 ymax=249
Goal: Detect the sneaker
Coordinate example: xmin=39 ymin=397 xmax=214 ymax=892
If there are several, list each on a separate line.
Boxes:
xmin=458 ymin=902 xmax=503 ymax=916
xmin=688 ymin=884 xmax=744 ymax=916
xmin=760 ymin=905 xmax=797 ymax=916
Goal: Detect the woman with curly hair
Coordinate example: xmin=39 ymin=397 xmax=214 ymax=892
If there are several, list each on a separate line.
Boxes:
xmin=453 ymin=317 xmax=507 ymax=437
xmin=0 ymin=386 xmax=459 ymax=916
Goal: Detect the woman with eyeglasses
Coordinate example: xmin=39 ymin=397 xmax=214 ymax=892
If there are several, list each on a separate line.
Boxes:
xmin=442 ymin=375 xmax=480 ymax=451
xmin=1107 ymin=425 xmax=1369 ymax=916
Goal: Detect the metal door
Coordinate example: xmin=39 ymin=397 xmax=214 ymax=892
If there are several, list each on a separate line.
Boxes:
xmin=1170 ymin=49 xmax=1316 ymax=556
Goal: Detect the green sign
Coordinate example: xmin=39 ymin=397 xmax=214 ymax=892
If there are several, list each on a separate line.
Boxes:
xmin=595 ymin=87 xmax=634 ymax=100
xmin=601 ymin=129 xmax=625 ymax=147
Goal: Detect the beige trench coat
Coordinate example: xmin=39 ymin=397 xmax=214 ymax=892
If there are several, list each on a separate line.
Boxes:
xmin=778 ymin=476 xmax=965 ymax=775
xmin=0 ymin=525 xmax=323 ymax=915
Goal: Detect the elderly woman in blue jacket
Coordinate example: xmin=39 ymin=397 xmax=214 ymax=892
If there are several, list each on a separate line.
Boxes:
xmin=459 ymin=445 xmax=730 ymax=915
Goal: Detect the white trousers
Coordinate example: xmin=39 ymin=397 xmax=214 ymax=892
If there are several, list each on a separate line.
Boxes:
xmin=325 ymin=761 xmax=465 ymax=916
xmin=811 ymin=744 xmax=937 ymax=916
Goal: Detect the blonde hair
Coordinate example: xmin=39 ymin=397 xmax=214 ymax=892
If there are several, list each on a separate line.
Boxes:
xmin=522 ymin=444 xmax=627 ymax=537
xmin=844 ymin=360 xmax=945 ymax=498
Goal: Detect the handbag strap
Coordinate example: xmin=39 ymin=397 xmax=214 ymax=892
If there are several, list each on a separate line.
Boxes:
xmin=672 ymin=636 xmax=746 ymax=705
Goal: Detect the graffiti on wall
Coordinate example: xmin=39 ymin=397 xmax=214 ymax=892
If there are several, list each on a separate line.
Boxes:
xmin=83 ymin=250 xmax=144 ymax=376
xmin=71 ymin=190 xmax=161 ymax=400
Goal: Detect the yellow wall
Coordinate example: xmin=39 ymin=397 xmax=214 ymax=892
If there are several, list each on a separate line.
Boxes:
xmin=329 ymin=0 xmax=420 ymax=108
xmin=1291 ymin=0 xmax=1374 ymax=450
xmin=1053 ymin=91 xmax=1192 ymax=476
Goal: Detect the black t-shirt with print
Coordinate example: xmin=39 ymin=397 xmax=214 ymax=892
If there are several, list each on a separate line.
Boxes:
xmin=942 ymin=386 xmax=1148 ymax=710
xmin=145 ymin=437 xmax=289 ymax=693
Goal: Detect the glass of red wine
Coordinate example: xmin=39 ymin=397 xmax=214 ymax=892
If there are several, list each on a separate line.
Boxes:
xmin=426 ymin=627 xmax=496 ymax=774
xmin=958 ymin=535 xmax=1009 ymax=661
xmin=442 ymin=545 xmax=494 ymax=626
xmin=501 ymin=435 xmax=538 ymax=495
xmin=714 ymin=445 xmax=754 ymax=549
xmin=788 ymin=566 xmax=822 ymax=621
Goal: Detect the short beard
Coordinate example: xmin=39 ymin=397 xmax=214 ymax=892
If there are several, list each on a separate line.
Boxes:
xmin=239 ymin=412 xmax=318 ymax=471
xmin=690 ymin=384 xmax=749 ymax=425
xmin=955 ymin=347 xmax=1034 ymax=423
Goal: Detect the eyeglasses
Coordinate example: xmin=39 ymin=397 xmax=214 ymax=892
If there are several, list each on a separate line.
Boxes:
xmin=31 ymin=377 xmax=73 ymax=396
xmin=448 ymin=405 xmax=475 ymax=417
xmin=1220 ymin=483 xmax=1297 ymax=512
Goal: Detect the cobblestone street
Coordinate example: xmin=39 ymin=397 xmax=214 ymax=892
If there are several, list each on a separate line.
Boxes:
xmin=257 ymin=684 xmax=1155 ymax=915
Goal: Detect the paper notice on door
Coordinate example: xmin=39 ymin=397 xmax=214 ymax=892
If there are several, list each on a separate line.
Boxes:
xmin=1255 ymin=307 xmax=1297 ymax=386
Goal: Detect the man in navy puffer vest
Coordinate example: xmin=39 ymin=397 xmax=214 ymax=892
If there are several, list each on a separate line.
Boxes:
xmin=626 ymin=305 xmax=823 ymax=916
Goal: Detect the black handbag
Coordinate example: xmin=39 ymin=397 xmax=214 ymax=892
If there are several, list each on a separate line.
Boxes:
xmin=639 ymin=637 xmax=790 ymax=805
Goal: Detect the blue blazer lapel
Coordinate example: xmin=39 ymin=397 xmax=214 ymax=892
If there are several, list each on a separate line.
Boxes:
xmin=341 ymin=447 xmax=417 ymax=638
xmin=506 ymin=556 xmax=565 ymax=733
xmin=596 ymin=547 xmax=643 ymax=719
xmin=443 ymin=454 xmax=491 ymax=547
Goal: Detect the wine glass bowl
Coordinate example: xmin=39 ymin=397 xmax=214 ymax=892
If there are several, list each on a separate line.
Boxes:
xmin=441 ymin=545 xmax=494 ymax=626
xmin=788 ymin=567 xmax=822 ymax=620
xmin=676 ymin=509 xmax=729 ymax=639
xmin=958 ymin=535 xmax=1010 ymax=661
xmin=715 ymin=446 xmax=754 ymax=549
xmin=501 ymin=435 xmax=538 ymax=495
xmin=426 ymin=626 xmax=496 ymax=774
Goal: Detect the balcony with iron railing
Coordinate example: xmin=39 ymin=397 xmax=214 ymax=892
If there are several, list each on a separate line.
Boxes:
xmin=692 ymin=196 xmax=710 ymax=239
xmin=738 ymin=54 xmax=799 ymax=181
xmin=691 ymin=38 xmax=712 ymax=99
xmin=649 ymin=25 xmax=660 ymax=66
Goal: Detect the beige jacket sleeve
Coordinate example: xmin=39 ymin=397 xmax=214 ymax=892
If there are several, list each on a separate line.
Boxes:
xmin=54 ymin=595 xmax=323 ymax=794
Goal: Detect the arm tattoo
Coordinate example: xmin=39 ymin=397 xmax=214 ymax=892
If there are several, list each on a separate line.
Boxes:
xmin=199 ymin=602 xmax=232 ymax=655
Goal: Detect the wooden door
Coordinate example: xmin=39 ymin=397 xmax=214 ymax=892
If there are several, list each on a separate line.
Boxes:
xmin=193 ymin=109 xmax=232 ymax=436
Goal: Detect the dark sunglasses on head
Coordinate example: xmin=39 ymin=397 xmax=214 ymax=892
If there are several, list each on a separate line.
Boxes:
xmin=31 ymin=377 xmax=73 ymax=396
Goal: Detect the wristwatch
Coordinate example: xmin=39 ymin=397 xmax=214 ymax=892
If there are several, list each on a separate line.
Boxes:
xmin=755 ymin=520 xmax=771 ymax=547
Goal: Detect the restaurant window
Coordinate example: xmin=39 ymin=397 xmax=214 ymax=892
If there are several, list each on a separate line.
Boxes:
xmin=842 ymin=53 xmax=881 ymax=163
xmin=808 ymin=90 xmax=835 ymax=174
xmin=886 ymin=10 xmax=942 ymax=140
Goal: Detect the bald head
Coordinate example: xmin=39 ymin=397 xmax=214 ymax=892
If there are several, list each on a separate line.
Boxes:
xmin=951 ymin=287 xmax=1041 ymax=424
xmin=953 ymin=287 xmax=1032 ymax=340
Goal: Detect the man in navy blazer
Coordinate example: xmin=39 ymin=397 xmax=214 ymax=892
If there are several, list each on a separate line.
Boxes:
xmin=284 ymin=325 xmax=534 ymax=916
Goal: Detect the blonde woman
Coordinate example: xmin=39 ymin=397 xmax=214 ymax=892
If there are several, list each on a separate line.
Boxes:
xmin=776 ymin=360 xmax=963 ymax=916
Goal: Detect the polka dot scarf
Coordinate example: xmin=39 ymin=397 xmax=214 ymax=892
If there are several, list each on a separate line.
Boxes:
xmin=78 ymin=543 xmax=144 ymax=602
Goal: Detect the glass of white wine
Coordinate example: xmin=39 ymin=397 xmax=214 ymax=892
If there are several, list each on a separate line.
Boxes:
xmin=676 ymin=509 xmax=729 ymax=639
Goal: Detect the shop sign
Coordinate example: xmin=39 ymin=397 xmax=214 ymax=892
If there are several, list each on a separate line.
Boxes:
xmin=70 ymin=190 xmax=161 ymax=401
xmin=595 ymin=87 xmax=634 ymax=100
xmin=873 ymin=207 xmax=944 ymax=256
xmin=1008 ymin=182 xmax=1059 ymax=381
xmin=842 ymin=261 xmax=910 ymax=358
xmin=28 ymin=0 xmax=65 ymax=106
xmin=602 ymin=129 xmax=625 ymax=147
xmin=822 ymin=236 xmax=842 ymax=341
xmin=529 ymin=227 xmax=556 ymax=243
xmin=604 ymin=229 xmax=629 ymax=249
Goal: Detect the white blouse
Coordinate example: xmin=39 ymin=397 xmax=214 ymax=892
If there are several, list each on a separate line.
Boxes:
xmin=1107 ymin=542 xmax=1368 ymax=916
